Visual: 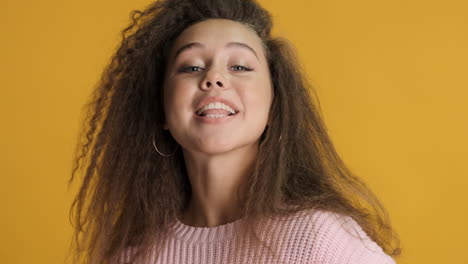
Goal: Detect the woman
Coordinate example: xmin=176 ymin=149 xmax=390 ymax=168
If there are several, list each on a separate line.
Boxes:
xmin=69 ymin=0 xmax=402 ymax=263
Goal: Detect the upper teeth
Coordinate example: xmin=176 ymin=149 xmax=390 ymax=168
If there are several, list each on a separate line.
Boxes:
xmin=197 ymin=102 xmax=236 ymax=115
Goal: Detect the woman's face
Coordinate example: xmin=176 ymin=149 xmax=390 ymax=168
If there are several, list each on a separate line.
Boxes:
xmin=163 ymin=19 xmax=273 ymax=156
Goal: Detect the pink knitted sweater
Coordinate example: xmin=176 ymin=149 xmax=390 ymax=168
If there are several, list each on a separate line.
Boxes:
xmin=120 ymin=209 xmax=396 ymax=263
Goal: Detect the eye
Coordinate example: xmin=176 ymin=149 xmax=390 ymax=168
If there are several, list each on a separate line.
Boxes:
xmin=178 ymin=66 xmax=204 ymax=73
xmin=231 ymin=65 xmax=253 ymax=71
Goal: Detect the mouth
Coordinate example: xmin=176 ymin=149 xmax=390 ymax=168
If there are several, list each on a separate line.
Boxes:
xmin=196 ymin=110 xmax=239 ymax=117
xmin=193 ymin=110 xmax=239 ymax=124
xmin=195 ymin=103 xmax=239 ymax=117
xmin=194 ymin=96 xmax=240 ymax=118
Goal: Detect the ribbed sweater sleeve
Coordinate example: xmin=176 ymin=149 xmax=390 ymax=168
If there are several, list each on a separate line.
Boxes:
xmin=119 ymin=209 xmax=396 ymax=264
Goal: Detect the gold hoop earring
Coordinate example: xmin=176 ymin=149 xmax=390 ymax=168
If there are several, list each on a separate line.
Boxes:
xmin=152 ymin=135 xmax=178 ymax=157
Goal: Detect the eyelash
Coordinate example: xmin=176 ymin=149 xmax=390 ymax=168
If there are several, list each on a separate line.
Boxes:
xmin=179 ymin=65 xmax=253 ymax=73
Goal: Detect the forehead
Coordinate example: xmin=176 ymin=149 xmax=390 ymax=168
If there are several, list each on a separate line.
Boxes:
xmin=168 ymin=19 xmax=265 ymax=61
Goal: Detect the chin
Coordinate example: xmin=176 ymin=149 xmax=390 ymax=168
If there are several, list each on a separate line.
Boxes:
xmin=193 ymin=138 xmax=258 ymax=157
xmin=197 ymin=141 xmax=238 ymax=155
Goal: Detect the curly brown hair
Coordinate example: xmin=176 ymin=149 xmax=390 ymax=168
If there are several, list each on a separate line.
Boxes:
xmin=68 ymin=0 xmax=402 ymax=263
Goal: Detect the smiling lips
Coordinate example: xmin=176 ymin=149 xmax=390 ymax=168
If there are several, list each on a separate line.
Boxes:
xmin=195 ymin=96 xmax=239 ymax=118
xmin=196 ymin=102 xmax=237 ymax=117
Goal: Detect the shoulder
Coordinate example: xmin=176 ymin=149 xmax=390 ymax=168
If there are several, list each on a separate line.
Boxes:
xmin=270 ymin=208 xmax=396 ymax=264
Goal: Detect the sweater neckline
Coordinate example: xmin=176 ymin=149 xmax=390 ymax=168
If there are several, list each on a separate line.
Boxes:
xmin=171 ymin=216 xmax=244 ymax=243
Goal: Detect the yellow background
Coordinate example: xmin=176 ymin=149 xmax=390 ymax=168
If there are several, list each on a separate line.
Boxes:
xmin=2 ymin=0 xmax=467 ymax=263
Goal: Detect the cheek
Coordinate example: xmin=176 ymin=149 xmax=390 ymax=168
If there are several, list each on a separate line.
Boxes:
xmin=237 ymin=79 xmax=272 ymax=121
xmin=164 ymin=80 xmax=195 ymax=122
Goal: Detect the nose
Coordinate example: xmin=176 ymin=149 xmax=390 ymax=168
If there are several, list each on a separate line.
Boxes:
xmin=204 ymin=80 xmax=223 ymax=88
xmin=200 ymin=69 xmax=225 ymax=90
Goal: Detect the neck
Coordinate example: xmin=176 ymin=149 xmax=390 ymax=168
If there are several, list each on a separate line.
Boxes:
xmin=179 ymin=144 xmax=258 ymax=227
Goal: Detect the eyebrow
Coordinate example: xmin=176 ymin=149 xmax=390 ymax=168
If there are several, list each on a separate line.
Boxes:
xmin=172 ymin=41 xmax=259 ymax=62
